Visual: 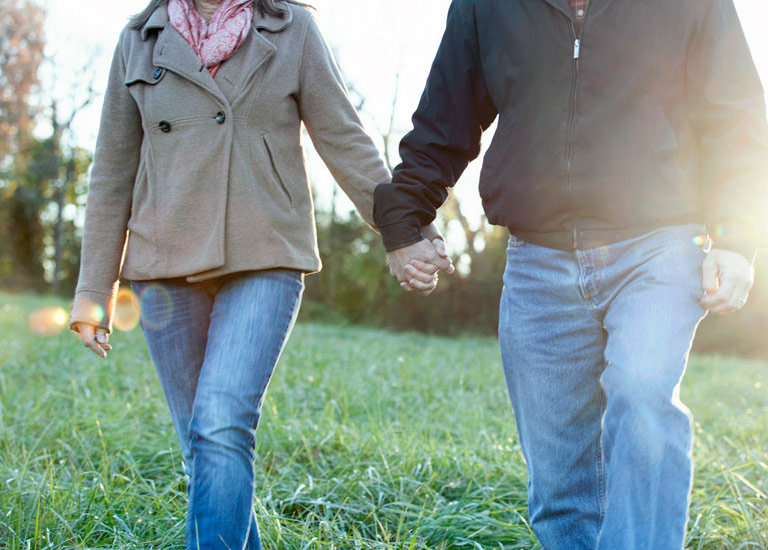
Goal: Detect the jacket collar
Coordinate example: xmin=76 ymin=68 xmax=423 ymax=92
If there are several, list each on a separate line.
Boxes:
xmin=141 ymin=2 xmax=293 ymax=41
xmin=541 ymin=0 xmax=579 ymax=25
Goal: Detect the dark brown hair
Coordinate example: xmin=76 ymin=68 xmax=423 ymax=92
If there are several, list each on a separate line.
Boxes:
xmin=129 ymin=0 xmax=311 ymax=29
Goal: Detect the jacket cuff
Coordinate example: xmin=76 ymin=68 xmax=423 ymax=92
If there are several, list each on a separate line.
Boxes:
xmin=70 ymin=289 xmax=116 ymax=333
xmin=379 ymin=220 xmax=426 ymax=252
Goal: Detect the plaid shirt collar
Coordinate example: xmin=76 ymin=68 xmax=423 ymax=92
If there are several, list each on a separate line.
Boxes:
xmin=568 ymin=0 xmax=589 ymax=25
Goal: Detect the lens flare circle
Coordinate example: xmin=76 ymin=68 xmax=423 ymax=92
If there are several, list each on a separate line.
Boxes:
xmin=136 ymin=284 xmax=174 ymax=331
xmin=29 ymin=306 xmax=68 ymax=336
xmin=113 ymin=288 xmax=140 ymax=332
xmin=691 ymin=235 xmax=706 ymax=247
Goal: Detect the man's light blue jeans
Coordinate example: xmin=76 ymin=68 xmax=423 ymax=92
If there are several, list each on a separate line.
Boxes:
xmin=131 ymin=269 xmax=304 ymax=550
xmin=498 ymin=224 xmax=709 ymax=550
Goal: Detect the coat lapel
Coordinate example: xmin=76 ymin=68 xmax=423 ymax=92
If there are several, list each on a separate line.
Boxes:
xmin=214 ymin=26 xmax=277 ymax=106
xmin=142 ymin=3 xmax=295 ymax=107
xmin=153 ymin=26 xmax=229 ymax=105
xmin=216 ymin=7 xmax=293 ymax=106
xmin=143 ymin=7 xmax=228 ymax=105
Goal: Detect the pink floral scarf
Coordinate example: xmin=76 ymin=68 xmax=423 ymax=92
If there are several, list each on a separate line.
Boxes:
xmin=168 ymin=0 xmax=254 ymax=77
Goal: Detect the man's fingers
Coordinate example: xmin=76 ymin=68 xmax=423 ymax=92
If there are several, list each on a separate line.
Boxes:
xmin=701 ymin=269 xmax=741 ymax=312
xmin=701 ymin=277 xmax=735 ymax=308
xmin=701 ymin=256 xmax=719 ymax=295
xmin=710 ymin=280 xmax=751 ymax=314
xmin=432 ymin=238 xmax=448 ymax=258
xmin=433 ymin=255 xmax=455 ymax=275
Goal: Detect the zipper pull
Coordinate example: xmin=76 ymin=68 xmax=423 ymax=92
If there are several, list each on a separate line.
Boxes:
xmin=573 ymin=39 xmax=581 ymax=60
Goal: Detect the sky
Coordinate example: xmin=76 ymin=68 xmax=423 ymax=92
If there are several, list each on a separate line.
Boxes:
xmin=40 ymin=0 xmax=768 ymax=227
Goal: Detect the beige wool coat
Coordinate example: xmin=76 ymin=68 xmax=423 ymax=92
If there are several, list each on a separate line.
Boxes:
xmin=70 ymin=3 xmax=439 ymax=332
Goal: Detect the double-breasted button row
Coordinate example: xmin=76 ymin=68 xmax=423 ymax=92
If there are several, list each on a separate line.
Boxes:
xmin=158 ymin=112 xmax=227 ymax=133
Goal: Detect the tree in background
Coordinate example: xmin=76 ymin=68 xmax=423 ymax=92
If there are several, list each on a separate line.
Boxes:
xmin=0 ymin=0 xmax=45 ymax=165
xmin=0 ymin=0 xmax=46 ymax=289
xmin=0 ymin=0 xmax=94 ymax=295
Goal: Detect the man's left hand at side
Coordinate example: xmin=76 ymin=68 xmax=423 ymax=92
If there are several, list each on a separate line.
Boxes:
xmin=700 ymin=248 xmax=755 ymax=314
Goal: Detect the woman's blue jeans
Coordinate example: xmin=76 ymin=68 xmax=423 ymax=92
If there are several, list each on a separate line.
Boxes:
xmin=499 ymin=224 xmax=709 ymax=550
xmin=131 ymin=270 xmax=304 ymax=550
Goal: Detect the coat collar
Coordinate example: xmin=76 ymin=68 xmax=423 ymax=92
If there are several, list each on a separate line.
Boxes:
xmin=141 ymin=1 xmax=293 ymax=41
xmin=254 ymin=4 xmax=293 ymax=33
xmin=143 ymin=2 xmax=284 ymax=108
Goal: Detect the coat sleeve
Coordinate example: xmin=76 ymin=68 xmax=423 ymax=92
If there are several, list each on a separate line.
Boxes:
xmin=297 ymin=15 xmax=390 ymax=229
xmin=687 ymin=0 xmax=768 ymax=260
xmin=373 ymin=0 xmax=497 ymax=251
xmin=70 ymin=32 xmax=143 ymax=332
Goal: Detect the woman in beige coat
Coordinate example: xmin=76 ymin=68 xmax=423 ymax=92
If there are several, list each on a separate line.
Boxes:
xmin=69 ymin=0 xmax=450 ymax=548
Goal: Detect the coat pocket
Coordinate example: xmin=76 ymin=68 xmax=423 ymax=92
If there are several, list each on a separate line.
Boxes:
xmin=262 ymin=133 xmax=294 ymax=207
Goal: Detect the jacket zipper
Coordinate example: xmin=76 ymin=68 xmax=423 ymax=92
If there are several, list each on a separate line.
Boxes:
xmin=566 ymin=6 xmax=590 ymax=249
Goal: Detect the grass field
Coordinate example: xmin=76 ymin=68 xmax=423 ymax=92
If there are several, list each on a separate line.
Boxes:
xmin=1 ymin=291 xmax=767 ymax=549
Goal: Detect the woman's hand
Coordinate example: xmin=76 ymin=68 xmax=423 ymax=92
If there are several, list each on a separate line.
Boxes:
xmin=72 ymin=323 xmax=113 ymax=358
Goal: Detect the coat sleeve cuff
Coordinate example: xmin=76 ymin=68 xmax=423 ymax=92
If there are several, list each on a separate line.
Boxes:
xmin=379 ymin=220 xmax=426 ymax=252
xmin=69 ymin=289 xmax=116 ymax=333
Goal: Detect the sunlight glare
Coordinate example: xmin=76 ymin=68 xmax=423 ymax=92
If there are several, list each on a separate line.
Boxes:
xmin=691 ymin=235 xmax=708 ymax=247
xmin=28 ymin=306 xmax=68 ymax=336
xmin=113 ymin=287 xmax=140 ymax=332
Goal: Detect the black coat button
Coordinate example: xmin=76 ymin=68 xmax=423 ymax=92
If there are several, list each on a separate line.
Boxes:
xmin=153 ymin=67 xmax=164 ymax=79
xmin=159 ymin=120 xmax=171 ymax=133
xmin=215 ymin=111 xmax=226 ymax=124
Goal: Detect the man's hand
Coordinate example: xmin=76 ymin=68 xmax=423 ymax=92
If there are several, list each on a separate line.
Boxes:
xmin=72 ymin=322 xmax=113 ymax=358
xmin=387 ymin=237 xmax=455 ymax=296
xmin=700 ymin=249 xmax=754 ymax=314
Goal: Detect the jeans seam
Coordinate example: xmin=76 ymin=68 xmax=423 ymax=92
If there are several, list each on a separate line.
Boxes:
xmin=251 ymin=277 xmax=303 ymax=432
xmin=576 ymin=251 xmax=603 ymax=320
xmin=261 ymin=277 xmax=303 ymax=402
xmin=596 ymin=390 xmax=607 ymax=527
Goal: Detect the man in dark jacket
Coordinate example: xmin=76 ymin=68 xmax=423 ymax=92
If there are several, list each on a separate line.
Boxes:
xmin=373 ymin=0 xmax=768 ymax=548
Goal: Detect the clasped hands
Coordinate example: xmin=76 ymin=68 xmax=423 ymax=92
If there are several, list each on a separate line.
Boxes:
xmin=386 ymin=237 xmax=455 ymax=296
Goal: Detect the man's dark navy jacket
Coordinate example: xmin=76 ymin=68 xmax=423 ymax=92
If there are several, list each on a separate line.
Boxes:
xmin=373 ymin=0 xmax=768 ymax=258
